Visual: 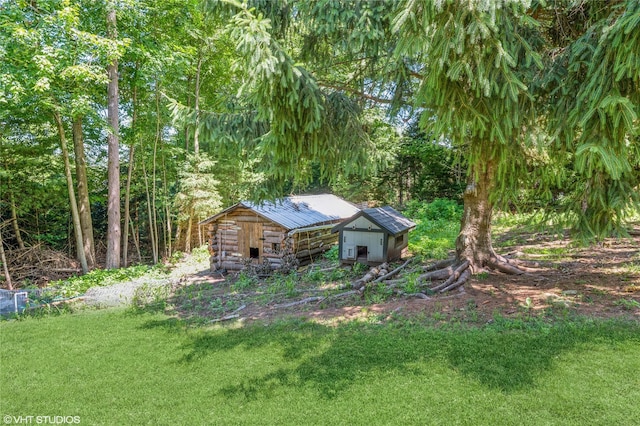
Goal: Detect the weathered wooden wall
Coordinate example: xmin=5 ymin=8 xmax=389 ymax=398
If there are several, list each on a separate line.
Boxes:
xmin=206 ymin=208 xmax=339 ymax=271
xmin=288 ymin=228 xmax=338 ymax=265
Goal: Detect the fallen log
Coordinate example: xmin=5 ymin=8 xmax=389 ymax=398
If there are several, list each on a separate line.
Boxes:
xmin=275 ymin=296 xmax=325 ymax=308
xmin=325 ymin=290 xmax=359 ymax=301
xmin=372 ymin=259 xmax=411 ymax=283
xmin=209 ymin=304 xmax=246 ymax=323
xmin=274 ymin=289 xmax=359 ymax=308
xmin=352 ymin=263 xmax=389 ymax=290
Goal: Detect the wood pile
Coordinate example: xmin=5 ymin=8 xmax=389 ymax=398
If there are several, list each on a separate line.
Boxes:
xmin=291 ymin=231 xmax=337 ymax=258
xmin=2 ymin=244 xmax=80 ymax=288
xmin=352 ymin=263 xmax=390 ymax=290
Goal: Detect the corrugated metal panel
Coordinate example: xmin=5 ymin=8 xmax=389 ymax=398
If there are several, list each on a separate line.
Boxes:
xmin=242 ymin=194 xmax=360 ymax=230
xmin=363 ymin=206 xmax=416 ymax=235
xmin=200 ymin=194 xmax=360 ymax=230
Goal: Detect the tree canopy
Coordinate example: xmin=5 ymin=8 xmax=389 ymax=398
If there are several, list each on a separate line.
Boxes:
xmin=1 ymin=0 xmax=638 ymax=285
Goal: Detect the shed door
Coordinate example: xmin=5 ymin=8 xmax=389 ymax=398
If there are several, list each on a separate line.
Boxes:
xmin=366 ymin=232 xmax=384 ymax=262
xmin=239 ymin=222 xmax=263 ymax=261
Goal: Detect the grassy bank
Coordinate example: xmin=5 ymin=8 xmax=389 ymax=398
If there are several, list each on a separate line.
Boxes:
xmin=2 ymin=310 xmax=639 ymax=425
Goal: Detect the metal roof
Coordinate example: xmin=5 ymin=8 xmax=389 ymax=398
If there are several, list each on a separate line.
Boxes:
xmin=332 ymin=206 xmax=416 ymax=236
xmin=200 ymin=194 xmax=360 ymax=230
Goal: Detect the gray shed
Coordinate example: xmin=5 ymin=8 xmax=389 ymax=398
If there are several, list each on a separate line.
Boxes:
xmin=331 ymin=206 xmax=416 ymax=265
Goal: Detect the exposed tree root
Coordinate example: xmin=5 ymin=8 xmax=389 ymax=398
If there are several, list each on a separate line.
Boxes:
xmin=487 ymin=257 xmax=524 ymax=275
xmin=423 ymin=258 xmax=456 ymax=272
xmin=414 ymin=253 xmax=531 ymax=294
xmin=418 ymin=266 xmax=455 ymax=281
xmin=429 ymin=261 xmax=469 ymax=292
xmin=437 ymin=269 xmax=471 ymax=293
xmin=494 ymin=254 xmax=540 ymax=271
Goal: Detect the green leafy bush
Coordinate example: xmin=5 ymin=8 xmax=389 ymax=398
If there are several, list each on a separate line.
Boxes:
xmin=323 ymin=245 xmax=340 ymax=262
xmin=404 ymin=198 xmax=462 ymax=259
xmin=404 ymin=198 xmax=463 ymax=221
xmin=232 ymin=271 xmax=257 ymax=291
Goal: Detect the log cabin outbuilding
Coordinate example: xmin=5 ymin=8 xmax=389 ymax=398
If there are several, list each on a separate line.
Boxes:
xmin=332 ymin=206 xmax=416 ymax=265
xmin=200 ymin=194 xmax=360 ymax=271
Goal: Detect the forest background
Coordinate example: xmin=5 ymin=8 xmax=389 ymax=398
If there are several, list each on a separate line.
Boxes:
xmin=1 ymin=0 xmax=638 ymax=286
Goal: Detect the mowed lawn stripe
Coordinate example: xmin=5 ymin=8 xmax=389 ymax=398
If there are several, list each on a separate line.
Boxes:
xmin=1 ymin=310 xmax=639 ymax=425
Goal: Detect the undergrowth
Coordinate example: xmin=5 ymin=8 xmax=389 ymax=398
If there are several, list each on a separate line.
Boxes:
xmin=403 ymin=198 xmax=462 ymax=259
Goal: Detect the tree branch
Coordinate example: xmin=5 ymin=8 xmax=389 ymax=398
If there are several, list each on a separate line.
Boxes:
xmin=317 ymin=81 xmax=393 ymax=104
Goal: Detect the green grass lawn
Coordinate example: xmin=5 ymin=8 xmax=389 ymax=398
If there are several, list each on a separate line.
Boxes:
xmin=2 ymin=310 xmax=639 ymax=425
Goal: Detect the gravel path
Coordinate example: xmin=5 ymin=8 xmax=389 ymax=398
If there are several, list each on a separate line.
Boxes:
xmin=83 ymin=277 xmax=174 ymax=307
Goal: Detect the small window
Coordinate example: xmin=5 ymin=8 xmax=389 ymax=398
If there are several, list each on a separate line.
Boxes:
xmin=249 ymin=247 xmax=259 ymax=259
xmin=395 ymin=235 xmax=404 ymax=248
xmin=272 ymin=243 xmax=281 ymax=253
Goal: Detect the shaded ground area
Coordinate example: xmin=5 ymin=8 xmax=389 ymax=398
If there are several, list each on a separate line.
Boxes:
xmin=170 ymin=226 xmax=640 ymax=325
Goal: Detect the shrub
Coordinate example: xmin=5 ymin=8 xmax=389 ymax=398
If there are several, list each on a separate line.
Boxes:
xmin=404 ymin=198 xmax=463 ymax=221
xmin=323 ymin=245 xmax=340 ymax=262
xmin=403 ymin=198 xmax=462 ymax=260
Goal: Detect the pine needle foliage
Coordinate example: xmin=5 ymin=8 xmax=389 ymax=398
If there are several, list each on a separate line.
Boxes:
xmin=543 ymin=0 xmax=640 ymax=238
xmin=185 ymin=1 xmax=374 ymax=197
xmin=393 ymin=0 xmax=544 ymax=206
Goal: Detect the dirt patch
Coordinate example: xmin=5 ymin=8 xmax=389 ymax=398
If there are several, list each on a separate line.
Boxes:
xmin=174 ymin=228 xmax=640 ymax=325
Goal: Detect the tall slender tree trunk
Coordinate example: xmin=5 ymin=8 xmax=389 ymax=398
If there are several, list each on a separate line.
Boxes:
xmin=123 ymin=83 xmax=138 ymax=267
xmin=150 ymin=81 xmax=161 ymax=263
xmin=185 ymin=209 xmax=193 ymax=254
xmin=106 ymin=4 xmax=121 ymax=269
xmin=185 ymin=76 xmax=192 ymax=151
xmin=8 ymin=189 xmax=24 ymax=250
xmin=132 ymin=205 xmax=142 ymax=263
xmin=181 ymin=59 xmax=204 ymax=253
xmin=161 ymin=147 xmax=172 ymax=259
xmin=53 ymin=111 xmax=88 ymax=274
xmin=140 ymin=141 xmax=157 ymax=264
xmin=0 ymin=229 xmax=13 ymax=290
xmin=193 ymin=52 xmax=202 ymax=155
xmin=72 ymin=116 xmax=96 ymax=268
xmin=122 ymin=139 xmax=135 ymax=267
xmin=175 ymin=222 xmax=182 ymax=253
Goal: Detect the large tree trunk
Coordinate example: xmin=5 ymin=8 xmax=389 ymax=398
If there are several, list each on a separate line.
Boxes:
xmin=105 ymin=4 xmax=121 ymax=269
xmin=456 ymin=161 xmax=497 ymax=271
xmin=72 ymin=116 xmax=96 ymax=269
xmin=53 ymin=112 xmax=88 ymax=274
xmin=419 ymin=161 xmax=527 ymax=293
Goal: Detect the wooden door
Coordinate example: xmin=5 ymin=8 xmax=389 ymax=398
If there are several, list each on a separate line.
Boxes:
xmin=239 ymin=222 xmax=263 ymax=262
